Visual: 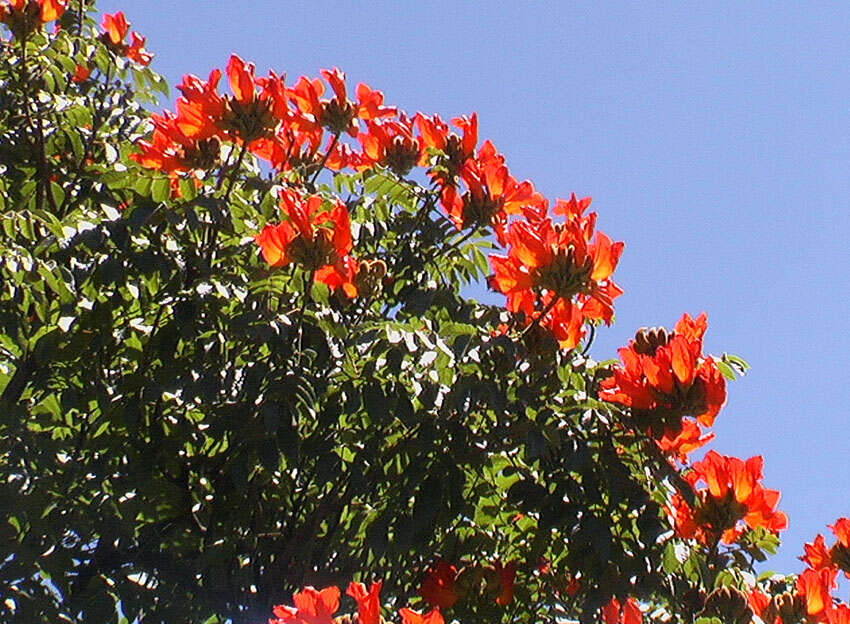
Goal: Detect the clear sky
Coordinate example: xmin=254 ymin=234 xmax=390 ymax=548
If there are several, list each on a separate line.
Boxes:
xmin=98 ymin=0 xmax=850 ymax=576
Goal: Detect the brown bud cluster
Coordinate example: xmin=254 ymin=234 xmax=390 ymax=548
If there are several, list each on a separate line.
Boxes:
xmin=699 ymin=587 xmax=752 ymax=624
xmin=332 ymin=615 xmax=388 ymax=624
xmin=383 ymin=136 xmax=421 ymax=177
xmin=353 ymin=259 xmax=387 ymax=299
xmin=460 ymin=190 xmax=504 ymax=230
xmin=179 ymin=136 xmax=221 ymax=171
xmin=441 ymin=134 xmax=469 ymax=180
xmin=830 ymin=542 xmax=850 ymax=576
xmin=535 ymin=245 xmax=594 ymax=300
xmin=763 ymin=591 xmax=807 ymax=624
xmin=322 ymin=97 xmax=357 ymax=135
xmin=287 ymin=229 xmax=338 ymax=273
xmin=693 ymin=490 xmax=749 ymax=539
xmin=632 ymin=326 xmax=673 ymax=356
xmin=221 ymin=96 xmax=276 ymax=143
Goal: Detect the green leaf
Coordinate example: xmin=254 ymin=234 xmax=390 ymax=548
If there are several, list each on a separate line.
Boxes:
xmin=151 ymin=176 xmax=171 ymax=203
xmin=662 ymin=541 xmax=680 ymax=573
xmin=715 ymin=359 xmax=737 ymax=381
xmin=179 ymin=176 xmax=199 ymax=201
xmin=133 ymin=175 xmax=153 ymax=197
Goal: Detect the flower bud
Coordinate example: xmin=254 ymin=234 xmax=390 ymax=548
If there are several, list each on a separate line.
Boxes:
xmin=700 ymin=587 xmax=752 ymax=624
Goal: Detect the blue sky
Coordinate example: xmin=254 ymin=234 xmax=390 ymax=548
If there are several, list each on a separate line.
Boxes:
xmin=98 ymin=1 xmax=850 ymax=575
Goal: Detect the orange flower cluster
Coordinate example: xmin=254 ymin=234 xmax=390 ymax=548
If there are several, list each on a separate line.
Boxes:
xmin=668 ymin=451 xmax=788 ymax=546
xmin=751 ymin=518 xmax=850 ymax=623
xmin=802 ymin=518 xmax=850 ymax=578
xmin=748 ymin=566 xmax=847 ymax=624
xmin=130 ymin=54 xmax=621 ymax=337
xmin=412 ymin=114 xmax=543 ymax=241
xmin=100 ymin=11 xmax=152 ymax=66
xmin=419 ymin=557 xmax=516 ymax=610
xmin=131 ymin=53 xmax=547 ymax=240
xmin=491 ymin=559 xmax=517 ymax=606
xmin=356 ymin=114 xmax=424 ymax=176
xmin=270 ymin=561 xmax=517 ymax=624
xmin=132 ymin=55 xmax=394 ymax=177
xmin=419 ymin=560 xmax=459 ymax=610
xmin=270 ymin=581 xmax=444 ymax=624
xmin=437 ymin=135 xmax=546 ymax=243
xmin=602 ymin=597 xmax=643 ymax=624
xmin=488 ymin=194 xmax=624 ymax=349
xmin=0 ymin=0 xmax=64 ymax=37
xmin=599 ymin=313 xmax=726 ymax=461
xmin=255 ymin=190 xmax=368 ymax=297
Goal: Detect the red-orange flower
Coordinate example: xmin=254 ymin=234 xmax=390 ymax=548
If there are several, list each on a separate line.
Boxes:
xmin=829 ymin=604 xmax=850 ymax=624
xmin=489 ymin=194 xmax=624 ymax=348
xmin=270 ymin=585 xmax=340 ymax=624
xmin=492 ymin=560 xmax=516 ymax=606
xmin=71 ymin=64 xmax=91 ymax=83
xmin=441 ymin=140 xmax=545 ymax=241
xmin=832 ymin=519 xmax=850 ymax=548
xmin=127 ymin=32 xmax=152 ymax=65
xmin=416 ymin=113 xmax=478 ymax=186
xmin=346 ymin=581 xmax=382 ymax=624
xmin=803 ymin=534 xmax=835 ymax=571
xmin=358 ymin=115 xmax=425 ymax=176
xmin=747 ymin=588 xmax=772 ymax=620
xmin=217 ymin=54 xmax=278 ymax=143
xmin=288 ymin=68 xmax=394 ymax=139
xmin=226 ymin=55 xmax=258 ymax=105
xmin=257 ymin=70 xmax=290 ymax=121
xmin=797 ymin=567 xmax=838 ymax=620
xmin=558 ymin=572 xmax=582 ymax=597
xmin=420 ymin=560 xmax=458 ymax=610
xmin=399 ymin=607 xmax=445 ymax=624
xmin=599 ymin=313 xmax=726 ymax=444
xmin=602 ymin=597 xmax=643 ymax=624
xmin=656 ymin=418 xmax=714 ymax=464
xmin=168 ymin=56 xmax=284 ymax=147
xmin=355 ymin=82 xmax=396 ymax=121
xmin=801 ymin=518 xmax=850 ymax=579
xmin=668 ymin=451 xmax=788 ymax=545
xmin=101 ymin=11 xmax=128 ymax=45
xmin=130 ymin=111 xmax=221 ymax=173
xmin=255 ymin=190 xmax=353 ymax=285
xmin=38 ymin=0 xmax=62 ymax=20
xmin=99 ymin=12 xmax=152 ymax=66
xmin=175 ymin=69 xmax=227 ymax=141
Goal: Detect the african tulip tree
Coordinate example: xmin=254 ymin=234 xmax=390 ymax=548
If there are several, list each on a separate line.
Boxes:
xmin=0 ymin=2 xmax=843 ymax=624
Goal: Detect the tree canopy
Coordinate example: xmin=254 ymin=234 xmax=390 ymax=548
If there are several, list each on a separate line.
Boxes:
xmin=1 ymin=2 xmax=847 ymax=624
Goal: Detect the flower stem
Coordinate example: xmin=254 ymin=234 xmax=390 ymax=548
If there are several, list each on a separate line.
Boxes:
xmin=293 ymin=271 xmax=314 ymax=365
xmin=522 ymin=293 xmax=561 ymax=337
xmin=205 ymin=141 xmax=248 ymax=268
xmin=309 ymin=132 xmax=340 ymax=187
xmin=441 ymin=228 xmax=476 ymax=257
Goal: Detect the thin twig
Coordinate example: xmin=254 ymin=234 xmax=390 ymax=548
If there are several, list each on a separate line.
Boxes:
xmin=440 ymin=227 xmax=476 ymax=258
xmin=204 ymin=141 xmax=248 ymax=268
xmin=308 ymin=132 xmax=340 ymax=187
xmin=77 ymin=0 xmax=85 ymax=35
xmin=522 ymin=294 xmax=561 ymax=337
xmin=293 ymin=271 xmax=314 ymax=365
xmin=581 ymin=323 xmax=596 ymax=355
